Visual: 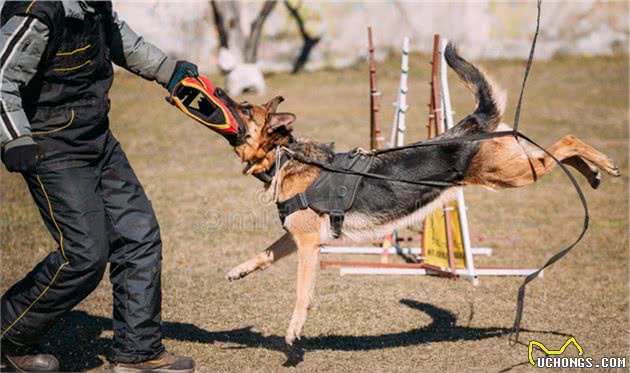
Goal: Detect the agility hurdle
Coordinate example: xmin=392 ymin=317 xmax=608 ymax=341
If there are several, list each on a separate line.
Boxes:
xmin=321 ymin=33 xmax=540 ymax=282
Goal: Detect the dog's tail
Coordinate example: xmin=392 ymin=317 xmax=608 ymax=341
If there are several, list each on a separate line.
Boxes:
xmin=445 ymin=42 xmax=505 ymax=131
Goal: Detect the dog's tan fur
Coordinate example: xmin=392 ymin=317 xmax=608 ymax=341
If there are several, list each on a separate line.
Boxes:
xmin=465 ymin=123 xmax=618 ymax=188
xmin=226 ymin=86 xmax=620 ymax=345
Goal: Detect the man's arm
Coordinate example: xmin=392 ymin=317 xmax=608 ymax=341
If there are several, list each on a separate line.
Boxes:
xmin=109 ymin=9 xmax=241 ymax=137
xmin=109 ymin=11 xmax=179 ymax=88
xmin=0 ymin=15 xmax=49 ymax=171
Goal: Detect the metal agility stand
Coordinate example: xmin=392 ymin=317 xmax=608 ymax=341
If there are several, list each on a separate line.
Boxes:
xmin=320 ymin=32 xmax=539 ymax=282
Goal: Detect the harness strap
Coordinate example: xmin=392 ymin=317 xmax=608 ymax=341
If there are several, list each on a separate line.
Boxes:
xmin=276 ymin=151 xmax=374 ymax=238
xmin=328 ymin=210 xmax=345 ymax=238
xmin=277 ymin=192 xmax=309 ymax=223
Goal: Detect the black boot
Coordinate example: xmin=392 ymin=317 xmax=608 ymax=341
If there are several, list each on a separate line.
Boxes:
xmin=1 ymin=339 xmax=59 ymax=372
xmin=111 ymin=351 xmax=194 ymax=373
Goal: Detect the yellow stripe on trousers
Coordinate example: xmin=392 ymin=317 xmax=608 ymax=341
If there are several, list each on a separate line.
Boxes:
xmin=25 ymin=0 xmax=37 ymax=14
xmin=1 ymin=176 xmax=69 ymax=338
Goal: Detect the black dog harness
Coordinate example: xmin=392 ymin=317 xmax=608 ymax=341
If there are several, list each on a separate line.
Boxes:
xmin=276 ymin=151 xmax=373 ymax=238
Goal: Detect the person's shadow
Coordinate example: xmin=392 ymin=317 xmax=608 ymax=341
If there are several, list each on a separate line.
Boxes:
xmin=38 ymin=299 xmax=568 ymax=371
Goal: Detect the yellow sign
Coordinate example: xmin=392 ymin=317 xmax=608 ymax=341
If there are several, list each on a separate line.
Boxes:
xmin=422 ymin=200 xmax=466 ymax=269
xmin=528 ymin=337 xmax=584 ymax=366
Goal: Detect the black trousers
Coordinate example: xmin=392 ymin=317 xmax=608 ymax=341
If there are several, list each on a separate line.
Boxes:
xmin=1 ymin=131 xmax=164 ymax=363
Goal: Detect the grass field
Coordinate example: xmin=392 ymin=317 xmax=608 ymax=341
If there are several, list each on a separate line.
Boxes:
xmin=1 ymin=52 xmax=628 ymax=372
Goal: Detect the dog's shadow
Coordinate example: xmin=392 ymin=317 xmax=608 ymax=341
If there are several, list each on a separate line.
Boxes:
xmin=40 ymin=299 xmax=566 ymax=371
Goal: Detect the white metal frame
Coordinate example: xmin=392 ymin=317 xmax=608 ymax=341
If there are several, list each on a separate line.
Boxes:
xmin=439 ymin=38 xmax=479 ymax=285
xmin=390 ymin=37 xmax=409 ymax=148
xmin=340 ymin=267 xmax=543 ymax=277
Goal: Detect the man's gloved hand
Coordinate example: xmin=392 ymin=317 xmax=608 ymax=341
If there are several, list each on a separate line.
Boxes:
xmin=166 ymin=60 xmax=199 ymax=93
xmin=167 ymin=74 xmax=244 ymax=145
xmin=2 ymin=138 xmax=40 ymax=173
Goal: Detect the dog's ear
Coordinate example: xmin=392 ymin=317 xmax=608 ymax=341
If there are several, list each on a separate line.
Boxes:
xmin=267 ymin=112 xmax=295 ymax=134
xmin=264 ymin=96 xmax=284 ymax=113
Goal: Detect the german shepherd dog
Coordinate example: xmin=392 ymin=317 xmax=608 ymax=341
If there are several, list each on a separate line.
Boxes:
xmin=223 ymin=43 xmax=620 ymax=345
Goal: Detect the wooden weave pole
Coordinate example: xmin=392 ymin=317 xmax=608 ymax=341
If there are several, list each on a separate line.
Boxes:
xmin=368 ymin=27 xmax=383 ymax=150
xmin=368 ymin=27 xmax=392 ymax=263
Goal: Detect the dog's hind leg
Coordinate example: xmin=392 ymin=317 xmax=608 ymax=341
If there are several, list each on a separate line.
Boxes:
xmin=226 ymin=233 xmax=297 ymax=281
xmin=466 ymin=134 xmax=620 ymax=189
xmin=549 ymin=135 xmax=620 ymax=177
xmin=562 ymin=156 xmax=601 ymax=189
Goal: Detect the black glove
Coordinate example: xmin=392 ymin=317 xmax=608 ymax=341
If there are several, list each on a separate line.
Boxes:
xmin=2 ymin=141 xmax=40 ymax=173
xmin=166 ymin=60 xmax=199 ymax=92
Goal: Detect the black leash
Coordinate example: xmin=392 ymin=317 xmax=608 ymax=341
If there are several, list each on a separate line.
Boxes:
xmin=513 ymin=0 xmax=541 ymax=133
xmin=282 ymin=147 xmax=460 ymax=188
xmin=371 ymin=130 xmax=516 ymax=154
xmin=507 ymin=131 xmax=589 ymax=344
xmin=279 ymin=0 xmax=589 ymax=345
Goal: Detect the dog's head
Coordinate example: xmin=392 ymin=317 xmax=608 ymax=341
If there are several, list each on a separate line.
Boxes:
xmin=229 ymin=96 xmax=296 ymax=175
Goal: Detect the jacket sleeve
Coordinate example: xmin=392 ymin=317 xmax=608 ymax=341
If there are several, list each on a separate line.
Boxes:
xmin=0 ymin=15 xmax=50 ymax=149
xmin=110 ymin=10 xmax=177 ymax=87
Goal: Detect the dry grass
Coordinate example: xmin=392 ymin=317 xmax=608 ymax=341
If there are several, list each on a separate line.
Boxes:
xmin=1 ymin=53 xmax=628 ymax=372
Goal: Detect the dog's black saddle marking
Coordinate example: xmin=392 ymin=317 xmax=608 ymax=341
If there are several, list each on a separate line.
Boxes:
xmin=276 ymin=150 xmax=374 ymax=238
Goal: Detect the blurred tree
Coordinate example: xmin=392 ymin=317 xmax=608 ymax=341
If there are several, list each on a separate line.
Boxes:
xmin=284 ymin=0 xmax=321 ymax=74
xmin=210 ymin=0 xmax=277 ymax=95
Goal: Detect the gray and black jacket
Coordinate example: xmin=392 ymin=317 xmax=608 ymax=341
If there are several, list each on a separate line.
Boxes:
xmin=0 ymin=0 xmax=177 ymax=166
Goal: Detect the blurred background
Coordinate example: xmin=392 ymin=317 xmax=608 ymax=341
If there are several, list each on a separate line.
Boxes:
xmin=115 ymin=0 xmax=628 ymax=94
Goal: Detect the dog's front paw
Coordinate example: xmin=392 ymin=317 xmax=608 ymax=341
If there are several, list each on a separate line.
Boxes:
xmin=285 ymin=311 xmax=306 ymax=346
xmin=225 ymin=271 xmax=247 ymax=282
xmin=226 ymin=266 xmax=252 ymax=282
xmin=285 ymin=329 xmax=301 ymax=346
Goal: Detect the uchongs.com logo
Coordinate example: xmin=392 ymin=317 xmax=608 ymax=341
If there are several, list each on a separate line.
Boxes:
xmin=528 ymin=337 xmax=627 ymax=369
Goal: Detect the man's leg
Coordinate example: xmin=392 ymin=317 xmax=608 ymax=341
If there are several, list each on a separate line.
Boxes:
xmin=1 ymin=166 xmax=109 ymax=345
xmin=101 ymin=137 xmax=194 ymax=372
xmin=99 ymin=138 xmax=165 ymax=364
